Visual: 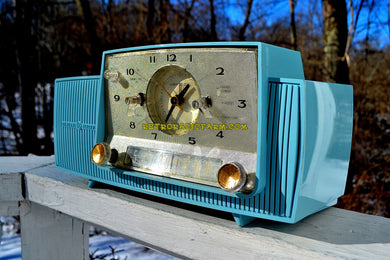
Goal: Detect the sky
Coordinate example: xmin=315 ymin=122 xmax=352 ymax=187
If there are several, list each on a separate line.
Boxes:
xmin=225 ymin=0 xmax=390 ymax=48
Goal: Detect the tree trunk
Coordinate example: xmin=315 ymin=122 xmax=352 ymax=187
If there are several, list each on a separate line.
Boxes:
xmin=15 ymin=0 xmax=38 ymax=155
xmin=209 ymin=0 xmax=217 ymax=41
xmin=238 ymin=0 xmax=253 ymax=41
xmin=147 ymin=0 xmax=155 ymax=42
xmin=289 ymin=0 xmax=297 ymax=50
xmin=182 ymin=0 xmax=196 ymax=42
xmin=322 ymin=0 xmax=350 ymax=84
xmin=75 ymin=0 xmax=101 ymax=73
xmin=159 ymin=0 xmax=171 ymax=43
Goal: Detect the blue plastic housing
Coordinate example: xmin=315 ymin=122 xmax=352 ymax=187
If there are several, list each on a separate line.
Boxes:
xmin=54 ymin=42 xmax=353 ymax=226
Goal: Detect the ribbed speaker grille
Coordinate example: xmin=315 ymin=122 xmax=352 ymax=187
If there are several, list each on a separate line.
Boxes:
xmin=54 ymin=78 xmax=300 ymax=220
xmin=54 ymin=77 xmax=101 ymax=174
xmin=266 ymin=81 xmax=301 ymax=217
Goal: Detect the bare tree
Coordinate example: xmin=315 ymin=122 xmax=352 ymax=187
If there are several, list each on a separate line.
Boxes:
xmin=75 ymin=0 xmax=101 ymax=73
xmin=15 ymin=0 xmax=38 ymax=155
xmin=147 ymin=0 xmax=156 ymax=41
xmin=158 ymin=0 xmax=172 ymax=43
xmin=322 ymin=0 xmax=350 ymax=84
xmin=209 ymin=0 xmax=217 ymax=40
xmin=289 ymin=0 xmax=297 ymax=50
xmin=182 ymin=0 xmax=197 ymax=42
xmin=388 ymin=0 xmax=390 ymax=39
xmin=344 ymin=0 xmax=364 ymax=66
xmin=238 ymin=0 xmax=254 ymax=41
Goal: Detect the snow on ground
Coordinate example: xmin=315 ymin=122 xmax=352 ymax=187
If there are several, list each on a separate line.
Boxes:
xmin=0 ymin=217 xmax=176 ymax=260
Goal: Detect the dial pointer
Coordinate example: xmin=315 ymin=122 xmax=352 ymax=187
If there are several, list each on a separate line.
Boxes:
xmin=177 ymin=84 xmax=190 ymax=104
xmin=165 ymin=104 xmax=175 ymax=123
xmin=165 ymin=96 xmax=178 ymax=123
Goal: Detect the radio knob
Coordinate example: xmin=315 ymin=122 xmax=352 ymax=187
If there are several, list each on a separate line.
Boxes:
xmin=103 ymin=70 xmax=119 ymax=82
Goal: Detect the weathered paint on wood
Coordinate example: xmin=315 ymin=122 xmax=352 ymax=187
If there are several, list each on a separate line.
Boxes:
xmin=0 ymin=201 xmax=20 ymax=216
xmin=0 ymin=172 xmax=23 ymax=201
xmin=20 ymin=201 xmax=89 ymax=260
xmin=0 ymin=156 xmax=54 ymax=216
xmin=1 ymin=156 xmax=390 ymax=259
xmin=0 ymin=155 xmax=54 ymax=174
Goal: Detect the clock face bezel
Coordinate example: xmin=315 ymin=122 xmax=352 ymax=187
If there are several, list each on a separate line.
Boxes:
xmin=97 ymin=42 xmax=267 ymax=198
xmin=145 ymin=65 xmax=201 ymax=136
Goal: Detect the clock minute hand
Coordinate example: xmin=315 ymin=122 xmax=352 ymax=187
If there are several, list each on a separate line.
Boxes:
xmin=165 ymin=104 xmax=175 ymax=123
xmin=165 ymin=84 xmax=190 ymax=123
xmin=165 ymin=96 xmax=179 ymax=123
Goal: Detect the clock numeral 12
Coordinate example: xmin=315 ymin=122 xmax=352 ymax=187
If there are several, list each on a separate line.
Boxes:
xmin=167 ymin=54 xmax=177 ymax=62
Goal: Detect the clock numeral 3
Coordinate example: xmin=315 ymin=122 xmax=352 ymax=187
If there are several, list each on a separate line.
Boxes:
xmin=238 ymin=100 xmax=247 ymax=108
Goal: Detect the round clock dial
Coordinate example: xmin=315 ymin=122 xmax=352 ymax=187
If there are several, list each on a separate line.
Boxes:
xmin=146 ymin=65 xmax=201 ymax=136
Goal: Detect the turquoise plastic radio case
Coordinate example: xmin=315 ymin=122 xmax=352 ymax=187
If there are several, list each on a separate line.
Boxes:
xmin=54 ymin=42 xmax=353 ymax=226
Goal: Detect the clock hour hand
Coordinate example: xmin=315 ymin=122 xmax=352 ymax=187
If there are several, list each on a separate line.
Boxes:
xmin=177 ymin=84 xmax=190 ymax=105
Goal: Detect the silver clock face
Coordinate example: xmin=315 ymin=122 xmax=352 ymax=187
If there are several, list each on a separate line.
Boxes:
xmin=103 ymin=47 xmax=258 ymax=187
xmin=146 ymin=65 xmax=201 ymax=136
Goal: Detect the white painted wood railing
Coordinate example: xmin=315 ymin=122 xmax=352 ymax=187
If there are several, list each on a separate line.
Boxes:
xmin=1 ymin=156 xmax=389 ymax=259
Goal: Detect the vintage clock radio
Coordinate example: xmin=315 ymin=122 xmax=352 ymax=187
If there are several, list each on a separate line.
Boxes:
xmin=54 ymin=42 xmax=353 ymax=226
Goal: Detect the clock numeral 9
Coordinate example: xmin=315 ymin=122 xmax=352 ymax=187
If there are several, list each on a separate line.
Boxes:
xmin=114 ymin=95 xmax=120 ymax=102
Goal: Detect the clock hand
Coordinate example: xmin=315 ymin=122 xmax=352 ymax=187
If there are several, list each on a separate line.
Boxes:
xmin=165 ymin=104 xmax=175 ymax=123
xmin=165 ymin=96 xmax=178 ymax=123
xmin=177 ymin=84 xmax=190 ymax=105
xmin=165 ymin=83 xmax=190 ymax=123
xmin=156 ymin=81 xmax=172 ymax=98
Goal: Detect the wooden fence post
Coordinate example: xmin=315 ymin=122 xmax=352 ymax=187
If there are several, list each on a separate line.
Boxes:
xmin=20 ymin=201 xmax=89 ymax=260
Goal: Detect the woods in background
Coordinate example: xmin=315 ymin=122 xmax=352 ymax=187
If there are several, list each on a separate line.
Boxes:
xmin=0 ymin=0 xmax=389 ymax=217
